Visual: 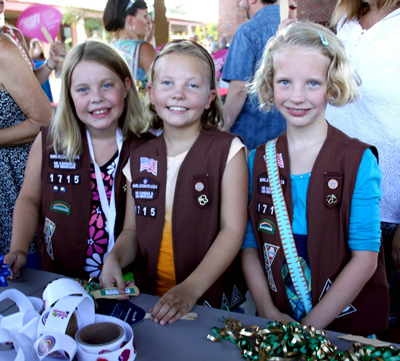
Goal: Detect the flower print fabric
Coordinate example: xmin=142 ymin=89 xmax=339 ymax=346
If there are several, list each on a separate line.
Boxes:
xmin=84 ymin=151 xmax=118 ymax=279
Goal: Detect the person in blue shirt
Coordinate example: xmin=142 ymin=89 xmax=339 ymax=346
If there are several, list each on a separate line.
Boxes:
xmin=222 ymin=0 xmax=286 ymax=150
xmin=29 ymin=39 xmax=54 ymax=103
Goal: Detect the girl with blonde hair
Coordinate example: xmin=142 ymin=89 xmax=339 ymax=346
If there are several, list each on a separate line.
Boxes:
xmin=102 ymin=41 xmax=248 ymax=325
xmin=242 ymin=22 xmax=389 ymax=336
xmin=6 ymin=40 xmax=151 ymax=280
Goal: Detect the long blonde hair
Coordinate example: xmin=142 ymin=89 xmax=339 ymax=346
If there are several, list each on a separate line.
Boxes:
xmin=251 ymin=22 xmax=360 ymax=112
xmin=51 ymin=40 xmax=147 ymax=161
xmin=144 ymin=40 xmax=226 ymax=130
xmin=331 ymin=0 xmax=400 ymax=30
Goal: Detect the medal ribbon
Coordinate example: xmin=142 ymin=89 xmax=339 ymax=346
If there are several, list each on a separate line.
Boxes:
xmin=86 ymin=128 xmax=123 ymax=261
xmin=264 ymin=139 xmax=312 ymax=314
xmin=1 ymin=26 xmax=33 ymax=70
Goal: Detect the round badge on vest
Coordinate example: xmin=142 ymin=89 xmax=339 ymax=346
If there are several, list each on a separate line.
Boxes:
xmin=195 ymin=182 xmax=204 ymax=192
xmin=328 ymin=179 xmax=338 ymax=189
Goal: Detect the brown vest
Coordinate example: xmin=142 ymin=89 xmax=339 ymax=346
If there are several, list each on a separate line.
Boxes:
xmin=38 ymin=127 xmax=151 ymax=279
xmin=248 ymin=124 xmax=389 ymax=336
xmin=130 ymin=127 xmax=247 ymax=309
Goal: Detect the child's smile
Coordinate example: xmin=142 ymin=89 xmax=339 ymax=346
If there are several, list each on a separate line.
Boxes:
xmin=273 ymin=47 xmax=330 ymax=130
xmin=70 ymin=60 xmax=130 ymax=136
xmin=148 ymin=53 xmax=216 ymax=132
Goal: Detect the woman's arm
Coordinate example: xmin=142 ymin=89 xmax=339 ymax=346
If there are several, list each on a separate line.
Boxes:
xmin=33 ymin=41 xmax=66 ymax=85
xmin=150 ymin=148 xmax=249 ymax=325
xmin=101 ymin=179 xmax=139 ymax=291
xmin=13 ymin=27 xmax=65 ymax=86
xmin=5 ymin=133 xmax=44 ymax=275
xmin=138 ymin=42 xmax=156 ymax=74
xmin=301 ymin=250 xmax=377 ymax=329
xmin=0 ymin=39 xmax=52 ymax=146
xmin=241 ymin=247 xmax=296 ymax=322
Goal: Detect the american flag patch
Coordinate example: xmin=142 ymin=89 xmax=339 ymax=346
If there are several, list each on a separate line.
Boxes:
xmin=140 ymin=157 xmax=158 ymax=176
xmin=277 ymin=153 xmax=284 ymax=168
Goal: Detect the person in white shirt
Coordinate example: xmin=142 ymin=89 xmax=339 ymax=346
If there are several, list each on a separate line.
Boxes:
xmin=326 ymin=0 xmax=400 ymax=343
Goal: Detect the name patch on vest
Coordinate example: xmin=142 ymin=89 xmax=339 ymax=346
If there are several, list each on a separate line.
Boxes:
xmin=257 ymin=173 xmax=286 ymax=196
xmin=131 ymin=178 xmax=160 ymax=201
xmin=49 ymin=153 xmax=82 ymax=170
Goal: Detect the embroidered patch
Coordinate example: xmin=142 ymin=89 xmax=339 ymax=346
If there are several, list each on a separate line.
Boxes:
xmin=221 ymin=293 xmax=230 ymax=310
xmin=50 ymin=201 xmax=71 ymax=215
xmin=49 ymin=153 xmax=82 ymax=170
xmin=140 ymin=157 xmax=158 ymax=176
xmin=263 ymin=243 xmax=279 ymax=292
xmin=258 ymin=219 xmax=275 ymax=234
xmin=231 ymin=285 xmax=244 ymax=307
xmin=203 ymin=300 xmax=212 ymax=308
xmin=258 ymin=173 xmax=286 ymax=196
xmin=44 ymin=234 xmax=54 ymax=260
xmin=277 ymin=153 xmax=284 ymax=168
xmin=132 ymin=178 xmax=160 ymax=201
xmin=44 ymin=217 xmax=56 ymax=237
xmin=318 ymin=279 xmax=357 ymax=317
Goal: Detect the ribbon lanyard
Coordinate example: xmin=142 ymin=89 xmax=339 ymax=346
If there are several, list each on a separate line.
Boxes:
xmin=2 ymin=26 xmax=33 ymax=70
xmin=86 ymin=128 xmax=123 ymax=257
xmin=264 ymin=139 xmax=312 ymax=314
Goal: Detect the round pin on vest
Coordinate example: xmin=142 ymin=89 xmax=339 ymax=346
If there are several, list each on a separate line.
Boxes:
xmin=195 ymin=182 xmax=204 ymax=192
xmin=328 ymin=179 xmax=338 ymax=189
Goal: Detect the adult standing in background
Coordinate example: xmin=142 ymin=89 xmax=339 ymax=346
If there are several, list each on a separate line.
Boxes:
xmin=103 ymin=0 xmax=156 ymax=93
xmin=29 ymin=39 xmax=54 ymax=103
xmin=222 ymin=0 xmax=286 ymax=150
xmin=326 ymin=0 xmax=400 ymax=342
xmin=0 ymin=1 xmax=53 ymax=257
xmin=288 ymin=0 xmax=298 ymax=18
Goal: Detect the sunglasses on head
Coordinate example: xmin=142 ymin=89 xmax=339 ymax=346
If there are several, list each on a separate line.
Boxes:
xmin=126 ymin=0 xmax=137 ymax=12
xmin=289 ymin=4 xmax=298 ymax=9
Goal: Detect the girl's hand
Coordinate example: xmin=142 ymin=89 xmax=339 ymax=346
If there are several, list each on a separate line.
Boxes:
xmin=392 ymin=227 xmax=400 ymax=269
xmin=100 ymin=254 xmax=125 ymax=293
xmin=259 ymin=304 xmax=296 ymax=323
xmin=149 ymin=283 xmax=197 ymax=325
xmin=4 ymin=251 xmax=27 ymax=278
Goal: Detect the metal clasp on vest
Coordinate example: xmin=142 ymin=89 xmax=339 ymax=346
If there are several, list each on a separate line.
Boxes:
xmin=198 ymin=194 xmax=209 ymax=206
xmin=326 ymin=194 xmax=337 ymax=205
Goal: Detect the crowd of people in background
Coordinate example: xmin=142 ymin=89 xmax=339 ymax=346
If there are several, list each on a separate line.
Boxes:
xmin=1 ymin=0 xmax=399 ymax=344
